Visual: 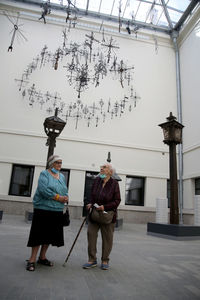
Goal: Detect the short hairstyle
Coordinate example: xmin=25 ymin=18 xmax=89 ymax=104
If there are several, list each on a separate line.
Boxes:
xmin=105 ymin=163 xmax=116 ymax=175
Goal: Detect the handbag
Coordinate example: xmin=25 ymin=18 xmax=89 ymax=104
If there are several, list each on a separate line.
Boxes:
xmin=62 ymin=206 xmax=70 ymax=227
xmin=90 ymin=208 xmax=114 ymax=225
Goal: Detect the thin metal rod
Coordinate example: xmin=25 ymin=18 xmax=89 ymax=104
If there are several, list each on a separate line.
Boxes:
xmin=86 ymin=0 xmax=90 ymax=14
xmin=171 ymin=33 xmax=183 ymax=225
xmin=122 ymin=0 xmax=129 ymax=18
xmin=98 ymin=0 xmax=103 ymax=13
xmin=160 ymin=0 xmax=173 ymax=29
xmin=145 ymin=0 xmax=156 ymax=23
xmin=156 ymin=0 xmax=170 ymax=26
xmin=135 ymin=1 xmax=141 ymax=19
xmin=110 ymin=0 xmax=116 ymax=16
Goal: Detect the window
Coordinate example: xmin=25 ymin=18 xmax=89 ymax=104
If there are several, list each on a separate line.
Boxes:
xmin=195 ymin=178 xmax=200 ymax=195
xmin=60 ymin=168 xmax=70 ymax=187
xmin=9 ymin=164 xmax=35 ymax=197
xmin=125 ymin=176 xmax=145 ymax=206
xmin=83 ymin=171 xmax=99 ymax=216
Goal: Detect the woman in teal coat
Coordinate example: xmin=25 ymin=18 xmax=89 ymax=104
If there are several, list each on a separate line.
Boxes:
xmin=26 ymin=155 xmax=68 ymax=271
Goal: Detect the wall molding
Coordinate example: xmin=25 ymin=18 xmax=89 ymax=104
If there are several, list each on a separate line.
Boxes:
xmin=183 ymin=172 xmax=200 ymax=180
xmin=183 ymin=142 xmax=200 ymax=154
xmin=0 ymin=128 xmax=168 ymax=154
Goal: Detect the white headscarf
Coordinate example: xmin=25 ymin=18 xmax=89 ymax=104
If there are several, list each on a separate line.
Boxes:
xmin=47 ymin=155 xmax=62 ymax=168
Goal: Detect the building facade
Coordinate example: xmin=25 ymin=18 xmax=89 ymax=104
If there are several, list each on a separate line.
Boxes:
xmin=0 ymin=1 xmax=199 ymax=223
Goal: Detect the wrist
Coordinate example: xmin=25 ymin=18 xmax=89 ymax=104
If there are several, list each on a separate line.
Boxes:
xmin=55 ymin=194 xmax=60 ymax=201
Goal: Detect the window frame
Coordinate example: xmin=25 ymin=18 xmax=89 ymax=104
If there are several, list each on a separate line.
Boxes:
xmin=195 ymin=178 xmax=200 ymax=195
xmin=9 ymin=164 xmax=35 ymax=197
xmin=125 ymin=175 xmax=145 ymax=206
xmin=60 ymin=168 xmax=70 ymax=188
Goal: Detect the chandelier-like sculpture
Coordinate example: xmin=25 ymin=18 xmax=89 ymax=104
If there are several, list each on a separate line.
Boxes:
xmin=15 ymin=28 xmax=141 ymax=129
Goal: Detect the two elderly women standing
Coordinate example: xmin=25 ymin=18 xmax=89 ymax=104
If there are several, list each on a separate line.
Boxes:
xmin=26 ymin=157 xmax=120 ymax=272
xmin=26 ymin=155 xmax=68 ymax=271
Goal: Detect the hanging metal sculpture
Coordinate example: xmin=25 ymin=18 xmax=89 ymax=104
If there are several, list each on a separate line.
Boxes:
xmin=85 ymin=32 xmax=100 ymax=63
xmin=15 ymin=75 xmax=29 ymax=91
xmin=39 ymin=0 xmax=51 ymax=24
xmin=101 ymin=37 xmax=119 ymax=63
xmin=65 ymin=0 xmax=79 ymax=24
xmin=3 ymin=11 xmax=27 ymax=52
xmin=118 ymin=0 xmax=122 ymax=33
xmin=153 ymin=34 xmax=159 ymax=54
xmin=110 ymin=60 xmax=134 ymax=88
xmin=16 ymin=27 xmax=141 ymax=129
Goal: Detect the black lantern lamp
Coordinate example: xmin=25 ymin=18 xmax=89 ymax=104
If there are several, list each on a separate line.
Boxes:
xmin=159 ymin=112 xmax=184 ymax=145
xmin=159 ymin=112 xmax=184 ymax=224
xmin=44 ymin=107 xmax=66 ymax=168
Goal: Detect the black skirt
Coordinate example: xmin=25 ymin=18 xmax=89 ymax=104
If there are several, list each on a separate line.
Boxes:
xmin=27 ymin=208 xmax=64 ymax=247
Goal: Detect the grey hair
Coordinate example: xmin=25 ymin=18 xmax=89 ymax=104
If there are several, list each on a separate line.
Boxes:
xmin=106 ymin=163 xmax=116 ymax=175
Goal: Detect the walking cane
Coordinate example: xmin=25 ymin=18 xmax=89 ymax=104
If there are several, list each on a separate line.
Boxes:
xmin=63 ymin=215 xmax=88 ymax=267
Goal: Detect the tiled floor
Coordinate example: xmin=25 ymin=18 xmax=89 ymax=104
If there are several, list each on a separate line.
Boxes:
xmin=0 ymin=214 xmax=200 ymax=300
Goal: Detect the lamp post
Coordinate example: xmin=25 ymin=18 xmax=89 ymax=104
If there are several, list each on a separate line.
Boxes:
xmin=106 ymin=151 xmax=122 ymax=181
xmin=43 ymin=107 xmax=66 ymax=168
xmin=159 ymin=112 xmax=184 ymax=224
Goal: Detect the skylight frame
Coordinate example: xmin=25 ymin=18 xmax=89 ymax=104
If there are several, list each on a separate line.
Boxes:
xmin=10 ymin=0 xmax=200 ymax=34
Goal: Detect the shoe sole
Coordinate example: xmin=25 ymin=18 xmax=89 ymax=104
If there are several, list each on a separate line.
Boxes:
xmin=83 ymin=264 xmax=97 ymax=269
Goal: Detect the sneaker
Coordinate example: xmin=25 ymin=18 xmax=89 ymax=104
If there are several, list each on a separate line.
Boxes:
xmin=82 ymin=261 xmax=97 ymax=269
xmin=101 ymin=263 xmax=109 ymax=270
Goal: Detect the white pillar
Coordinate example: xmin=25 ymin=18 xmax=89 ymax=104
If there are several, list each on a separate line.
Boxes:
xmin=194 ymin=195 xmax=200 ymax=226
xmin=156 ymin=198 xmax=168 ymax=224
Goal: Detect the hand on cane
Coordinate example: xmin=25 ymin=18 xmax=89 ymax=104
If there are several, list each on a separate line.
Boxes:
xmin=86 ymin=204 xmax=92 ymax=210
xmin=87 ymin=203 xmax=104 ymax=211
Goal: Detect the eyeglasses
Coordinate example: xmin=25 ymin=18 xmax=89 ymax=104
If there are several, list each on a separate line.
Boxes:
xmin=55 ymin=161 xmax=62 ymax=165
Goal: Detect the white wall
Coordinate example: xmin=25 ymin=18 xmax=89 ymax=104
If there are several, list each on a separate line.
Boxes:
xmin=179 ymin=9 xmax=200 ymax=208
xmin=0 ymin=162 xmax=12 ymax=194
xmin=68 ymin=170 xmax=85 ymax=205
xmin=183 ymin=178 xmax=195 ymax=209
xmin=0 ymin=2 xmax=177 ymax=208
xmin=145 ymin=177 xmax=167 ymax=207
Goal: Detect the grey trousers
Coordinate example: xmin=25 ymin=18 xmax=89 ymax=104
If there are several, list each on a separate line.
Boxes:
xmin=87 ymin=221 xmax=115 ymax=263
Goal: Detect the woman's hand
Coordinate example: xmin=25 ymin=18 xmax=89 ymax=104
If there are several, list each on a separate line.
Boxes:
xmin=96 ymin=205 xmax=104 ymax=211
xmin=86 ymin=204 xmax=92 ymax=210
xmin=59 ymin=195 xmax=68 ymax=203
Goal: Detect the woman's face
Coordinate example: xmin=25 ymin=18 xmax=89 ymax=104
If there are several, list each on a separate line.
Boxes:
xmin=53 ymin=160 xmax=62 ymax=171
xmin=100 ymin=164 xmax=112 ymax=178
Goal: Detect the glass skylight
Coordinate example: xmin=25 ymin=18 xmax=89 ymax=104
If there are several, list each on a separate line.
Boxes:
xmin=39 ymin=0 xmax=199 ymax=32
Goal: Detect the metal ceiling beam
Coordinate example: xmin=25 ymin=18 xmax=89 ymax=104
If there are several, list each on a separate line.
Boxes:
xmin=155 ymin=0 xmax=169 ymax=26
xmin=77 ymin=8 xmax=170 ymax=34
xmin=136 ymin=0 xmax=184 ymax=13
xmin=110 ymin=0 xmax=115 ymax=16
xmin=98 ymin=0 xmax=102 ymax=13
xmin=174 ymin=0 xmax=200 ymax=32
xmin=160 ymin=0 xmax=173 ymax=30
xmin=145 ymin=0 xmax=157 ymax=23
xmin=86 ymin=0 xmax=90 ymax=14
xmin=122 ymin=0 xmax=129 ymax=18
